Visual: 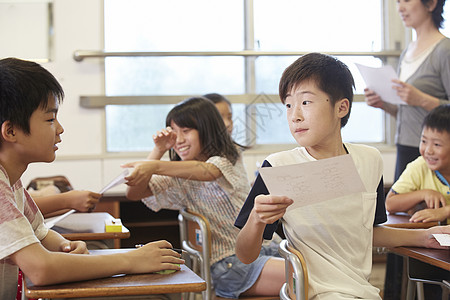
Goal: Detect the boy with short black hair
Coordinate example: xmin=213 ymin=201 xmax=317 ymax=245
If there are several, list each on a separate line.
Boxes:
xmin=386 ymin=104 xmax=450 ymax=224
xmin=0 ymin=57 xmax=184 ymax=299
xmin=234 ymin=53 xmax=450 ymax=299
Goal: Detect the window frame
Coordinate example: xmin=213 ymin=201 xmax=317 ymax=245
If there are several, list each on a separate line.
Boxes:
xmin=78 ymin=0 xmax=405 ymax=153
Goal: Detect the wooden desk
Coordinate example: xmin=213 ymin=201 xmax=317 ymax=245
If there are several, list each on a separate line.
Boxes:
xmin=51 ymin=212 xmax=130 ymax=248
xmin=383 ymin=212 xmax=439 ymax=229
xmin=24 ymin=249 xmax=206 ymax=299
xmin=389 ymin=247 xmax=449 ymax=299
xmin=390 ymin=247 xmax=450 ymax=271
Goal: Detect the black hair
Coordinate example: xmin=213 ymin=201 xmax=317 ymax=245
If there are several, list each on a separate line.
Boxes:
xmin=278 ymin=53 xmax=354 ymax=128
xmin=0 ymin=57 xmax=64 ymax=134
xmin=422 ymin=0 xmax=446 ymax=29
xmin=422 ymin=104 xmax=450 ymax=133
xmin=202 ymin=93 xmax=250 ymax=150
xmin=166 ymin=97 xmax=239 ymax=164
xmin=203 ymin=93 xmax=232 ymax=108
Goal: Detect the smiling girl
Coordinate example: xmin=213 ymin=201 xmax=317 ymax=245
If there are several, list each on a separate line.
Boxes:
xmin=123 ymin=97 xmax=284 ymax=298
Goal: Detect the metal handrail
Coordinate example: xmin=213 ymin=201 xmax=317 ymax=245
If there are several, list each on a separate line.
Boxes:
xmin=73 ymin=50 xmax=402 ymax=62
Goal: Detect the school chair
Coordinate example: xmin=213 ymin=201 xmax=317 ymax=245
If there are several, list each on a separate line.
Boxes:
xmin=178 ymin=208 xmax=212 ymax=300
xmin=178 ymin=209 xmax=280 ymax=300
xmin=405 ymin=257 xmax=450 ymax=300
xmin=278 ymin=239 xmax=308 ymax=300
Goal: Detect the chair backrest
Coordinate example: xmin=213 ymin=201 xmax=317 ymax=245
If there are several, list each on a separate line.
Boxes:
xmin=278 ymin=239 xmax=308 ymax=300
xmin=27 ymin=175 xmax=73 ymax=193
xmin=178 ymin=208 xmax=212 ymax=300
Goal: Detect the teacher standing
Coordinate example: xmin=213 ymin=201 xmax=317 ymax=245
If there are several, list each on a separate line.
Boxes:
xmin=365 ymin=0 xmax=450 ymax=181
xmin=365 ymin=1 xmax=449 ymax=299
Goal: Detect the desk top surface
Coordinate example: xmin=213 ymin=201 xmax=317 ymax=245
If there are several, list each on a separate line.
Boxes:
xmin=382 ymin=212 xmax=439 ymax=229
xmin=50 ymin=212 xmax=130 ymax=240
xmin=24 ymin=249 xmax=206 ymax=298
xmin=390 ymin=246 xmax=450 ymax=270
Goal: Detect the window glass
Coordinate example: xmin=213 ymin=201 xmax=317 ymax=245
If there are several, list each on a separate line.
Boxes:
xmin=254 ymin=0 xmax=382 ymax=52
xmin=106 ymin=104 xmax=175 ymax=152
xmin=342 ymin=103 xmax=383 ymax=143
xmin=442 ymin=2 xmax=450 ymax=36
xmin=105 ymin=57 xmax=245 ymax=96
xmin=104 ymin=0 xmax=386 ymax=151
xmin=104 ymin=0 xmax=244 ymax=96
xmin=105 ymin=0 xmax=243 ymax=51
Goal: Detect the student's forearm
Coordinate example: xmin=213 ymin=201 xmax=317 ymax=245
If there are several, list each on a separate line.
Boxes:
xmin=154 ymin=160 xmax=222 ymax=181
xmin=41 ymin=229 xmax=70 ymax=252
xmin=147 ymin=148 xmax=166 ymax=160
xmin=386 ymin=191 xmax=424 ymax=213
xmin=373 ymin=226 xmax=427 ymax=248
xmin=235 ymin=214 xmax=266 ymax=264
xmin=13 ymin=243 xmax=133 ymax=286
xmin=34 ymin=194 xmax=71 ymax=216
xmin=44 ymin=209 xmax=71 ymax=218
xmin=126 ymin=183 xmax=153 ymax=201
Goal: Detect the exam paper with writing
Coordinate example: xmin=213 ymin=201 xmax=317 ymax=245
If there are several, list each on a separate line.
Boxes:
xmin=259 ymin=154 xmax=367 ymax=211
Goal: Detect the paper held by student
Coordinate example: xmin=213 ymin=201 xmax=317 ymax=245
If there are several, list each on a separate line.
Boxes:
xmin=45 ymin=169 xmax=130 ymax=228
xmin=356 ymin=63 xmax=404 ymax=105
xmin=259 ymin=154 xmax=366 ymax=211
xmin=432 ymin=234 xmax=450 ymax=247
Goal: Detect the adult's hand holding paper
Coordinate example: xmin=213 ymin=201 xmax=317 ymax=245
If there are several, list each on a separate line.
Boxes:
xmin=259 ymin=155 xmax=366 ymax=211
xmin=356 ymin=63 xmax=404 ymax=105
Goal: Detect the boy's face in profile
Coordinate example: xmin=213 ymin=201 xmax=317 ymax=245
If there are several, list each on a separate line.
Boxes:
xmin=284 ymin=80 xmax=345 ymax=148
xmin=419 ymin=126 xmax=450 ymax=174
xmin=15 ymin=96 xmax=64 ymax=164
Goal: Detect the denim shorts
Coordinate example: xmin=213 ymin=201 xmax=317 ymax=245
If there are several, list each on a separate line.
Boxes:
xmin=210 ymin=242 xmax=281 ymax=299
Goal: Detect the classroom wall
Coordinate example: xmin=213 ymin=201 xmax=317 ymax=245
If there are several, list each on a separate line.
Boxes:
xmin=15 ymin=0 xmax=397 ymax=193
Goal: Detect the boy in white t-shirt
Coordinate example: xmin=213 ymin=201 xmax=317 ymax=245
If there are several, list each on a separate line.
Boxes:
xmin=234 ymin=53 xmax=450 ymax=299
xmin=0 ymin=58 xmax=184 ymax=299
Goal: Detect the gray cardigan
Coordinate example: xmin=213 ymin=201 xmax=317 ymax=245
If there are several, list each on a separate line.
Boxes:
xmin=396 ymin=37 xmax=450 ymax=147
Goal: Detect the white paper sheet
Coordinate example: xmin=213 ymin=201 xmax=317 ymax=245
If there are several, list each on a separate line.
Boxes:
xmin=45 ymin=169 xmax=130 ymax=228
xmin=259 ymin=154 xmax=366 ymax=210
xmin=356 ymin=63 xmax=404 ymax=105
xmin=99 ymin=169 xmax=129 ymax=194
xmin=432 ymin=233 xmax=450 ymax=247
xmin=45 ymin=209 xmax=76 ymax=229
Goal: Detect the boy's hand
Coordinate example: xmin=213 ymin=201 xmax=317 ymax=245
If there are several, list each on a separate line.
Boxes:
xmin=60 ymin=240 xmax=89 ymax=254
xmin=410 ymin=206 xmax=450 ymax=223
xmin=129 ymin=240 xmax=185 ymax=274
xmin=422 ymin=225 xmax=450 ymax=249
xmin=252 ymin=194 xmax=293 ymax=224
xmin=66 ymin=190 xmax=101 ymax=213
xmin=153 ymin=127 xmax=176 ymax=153
xmin=422 ymin=189 xmax=447 ymax=209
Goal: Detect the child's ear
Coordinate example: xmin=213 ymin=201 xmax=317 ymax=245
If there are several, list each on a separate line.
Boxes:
xmin=1 ymin=121 xmax=17 ymax=142
xmin=426 ymin=0 xmax=438 ymax=12
xmin=336 ymin=98 xmax=350 ymax=119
